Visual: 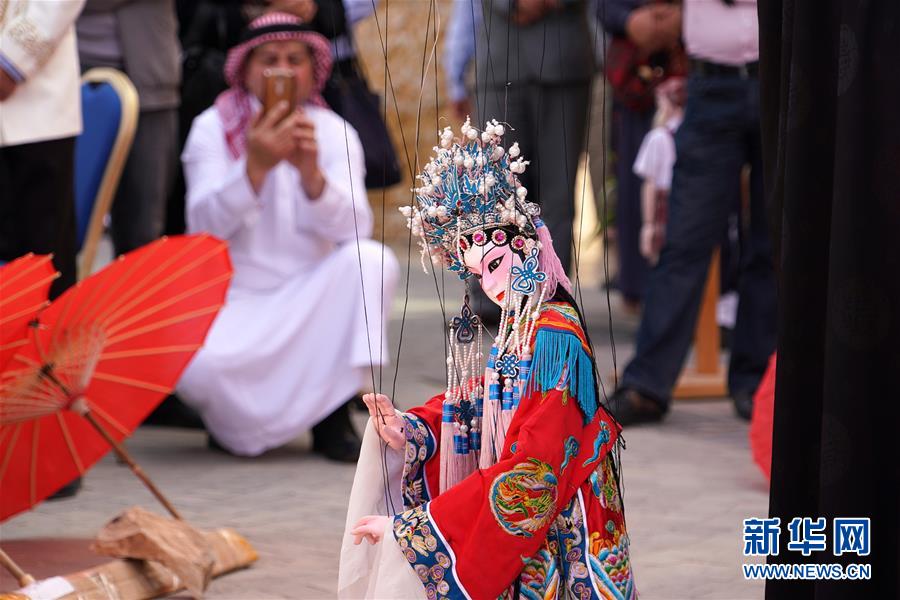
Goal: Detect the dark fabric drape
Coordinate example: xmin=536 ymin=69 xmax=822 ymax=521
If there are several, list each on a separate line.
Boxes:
xmin=759 ymin=1 xmax=900 ymax=597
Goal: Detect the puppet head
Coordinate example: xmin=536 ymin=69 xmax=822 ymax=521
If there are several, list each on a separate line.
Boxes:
xmin=400 ymin=118 xmax=571 ymax=305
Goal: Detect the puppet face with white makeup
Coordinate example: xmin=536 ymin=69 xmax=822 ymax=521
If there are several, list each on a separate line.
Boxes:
xmin=460 ymin=229 xmax=532 ymax=306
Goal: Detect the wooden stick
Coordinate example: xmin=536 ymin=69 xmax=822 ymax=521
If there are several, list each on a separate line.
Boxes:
xmin=0 ymin=547 xmax=34 ymax=588
xmin=81 ymin=411 xmax=183 ymax=521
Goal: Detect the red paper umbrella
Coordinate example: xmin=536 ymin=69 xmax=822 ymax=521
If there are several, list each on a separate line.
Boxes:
xmin=0 ymin=254 xmax=59 ymax=370
xmin=0 ymin=235 xmax=232 ymax=522
xmin=749 ymin=352 xmax=777 ymax=481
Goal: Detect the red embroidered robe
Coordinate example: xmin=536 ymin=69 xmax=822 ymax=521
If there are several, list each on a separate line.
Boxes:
xmin=392 ymin=302 xmax=636 ymax=599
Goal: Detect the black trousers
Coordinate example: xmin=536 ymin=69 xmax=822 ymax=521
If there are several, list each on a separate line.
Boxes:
xmin=0 ymin=137 xmax=77 ymax=298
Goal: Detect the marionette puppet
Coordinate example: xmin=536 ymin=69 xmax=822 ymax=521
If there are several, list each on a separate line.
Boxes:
xmin=338 ymin=119 xmax=636 ymax=600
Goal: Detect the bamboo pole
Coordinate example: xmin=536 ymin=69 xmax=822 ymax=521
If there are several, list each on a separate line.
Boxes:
xmin=0 ymin=548 xmax=34 ymax=588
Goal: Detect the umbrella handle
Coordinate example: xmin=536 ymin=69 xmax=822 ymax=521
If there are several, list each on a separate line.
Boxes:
xmin=0 ymin=547 xmax=35 ymax=588
xmin=81 ymin=411 xmax=184 ymax=521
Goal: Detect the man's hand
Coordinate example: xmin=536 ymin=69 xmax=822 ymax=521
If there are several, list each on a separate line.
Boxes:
xmin=0 ymin=69 xmax=18 ymax=101
xmin=362 ymin=393 xmax=405 ymax=450
xmin=286 ymin=110 xmax=325 ymax=199
xmin=351 ymin=515 xmax=391 ymax=545
xmin=246 ymin=101 xmax=300 ymax=193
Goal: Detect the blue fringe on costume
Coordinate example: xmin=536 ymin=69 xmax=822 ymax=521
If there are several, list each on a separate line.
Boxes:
xmin=527 ymin=329 xmax=599 ymax=424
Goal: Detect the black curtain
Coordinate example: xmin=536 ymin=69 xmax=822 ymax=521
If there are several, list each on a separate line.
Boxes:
xmin=759 ymin=1 xmax=900 ymax=597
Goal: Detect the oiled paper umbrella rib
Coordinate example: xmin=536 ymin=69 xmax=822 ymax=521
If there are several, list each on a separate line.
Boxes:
xmin=8 ymin=354 xmax=41 ymax=369
xmin=0 ymin=396 xmax=62 ymax=414
xmin=65 ymin=239 xmax=161 ymax=329
xmin=0 ymin=339 xmax=29 ymax=352
xmin=103 ymin=305 xmax=222 ymax=347
xmin=0 ymin=252 xmax=35 ymax=283
xmin=56 ymin=412 xmax=86 ymax=474
xmin=0 ymin=425 xmax=14 ymax=449
xmin=104 ymin=272 xmax=231 ymax=337
xmin=100 ymin=344 xmax=203 ymax=360
xmin=93 ymin=237 xmax=208 ymax=325
xmin=0 ymin=369 xmax=64 ymax=399
xmin=85 ymin=401 xmax=132 ymax=437
xmin=0 ymin=299 xmax=51 ymax=327
xmin=0 ymin=273 xmax=57 ymax=306
xmin=29 ymin=419 xmax=40 ymax=506
xmin=0 ymin=422 xmax=22 ymax=482
xmin=0 ymin=254 xmax=50 ymax=286
xmin=101 ymin=243 xmax=226 ymax=327
xmin=89 ymin=372 xmax=173 ymax=394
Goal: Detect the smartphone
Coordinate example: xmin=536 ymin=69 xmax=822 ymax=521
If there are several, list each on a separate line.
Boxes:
xmin=262 ymin=68 xmax=297 ymax=118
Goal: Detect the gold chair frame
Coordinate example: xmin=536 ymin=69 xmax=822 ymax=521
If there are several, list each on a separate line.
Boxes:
xmin=78 ymin=68 xmax=140 ymax=278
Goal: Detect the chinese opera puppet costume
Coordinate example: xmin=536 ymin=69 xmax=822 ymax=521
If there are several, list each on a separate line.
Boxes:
xmin=339 ymin=120 xmax=636 ymax=599
xmin=177 ymin=13 xmax=398 ymax=458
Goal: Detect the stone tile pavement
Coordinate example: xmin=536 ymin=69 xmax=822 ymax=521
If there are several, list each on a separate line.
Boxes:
xmin=0 ymin=256 xmax=768 ymax=599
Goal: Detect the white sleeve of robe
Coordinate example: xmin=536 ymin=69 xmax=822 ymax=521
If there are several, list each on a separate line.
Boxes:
xmin=304 ymin=114 xmax=374 ymax=243
xmin=182 ymin=107 xmax=373 ymax=244
xmin=339 ymin=417 xmax=427 ymax=599
xmin=182 ymin=110 xmax=263 ymax=240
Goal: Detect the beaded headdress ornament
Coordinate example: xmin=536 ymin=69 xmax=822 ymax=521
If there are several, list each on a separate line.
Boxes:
xmin=400 ymin=118 xmax=570 ymax=299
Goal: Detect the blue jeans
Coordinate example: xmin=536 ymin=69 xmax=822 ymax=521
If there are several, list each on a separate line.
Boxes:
xmin=621 ymin=74 xmax=777 ymax=408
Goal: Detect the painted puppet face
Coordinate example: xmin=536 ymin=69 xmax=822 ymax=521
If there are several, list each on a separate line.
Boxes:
xmin=462 ymin=239 xmax=524 ymax=306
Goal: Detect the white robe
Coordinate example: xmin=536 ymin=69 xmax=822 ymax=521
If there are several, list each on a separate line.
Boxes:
xmin=177 ymin=104 xmax=398 ymax=456
xmin=338 ymin=419 xmax=427 ymax=599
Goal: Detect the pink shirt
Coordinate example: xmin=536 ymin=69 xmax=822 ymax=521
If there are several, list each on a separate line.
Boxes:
xmin=683 ymin=0 xmax=759 ymax=66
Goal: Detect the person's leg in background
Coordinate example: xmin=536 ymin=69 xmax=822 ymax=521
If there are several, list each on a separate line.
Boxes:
xmin=614 ymin=75 xmax=747 ymax=424
xmin=728 ymin=86 xmax=776 ymax=418
xmin=110 ymin=109 xmax=178 ymax=255
xmin=613 ymin=101 xmax=653 ymax=310
xmin=0 ymin=137 xmax=79 ymax=496
xmin=0 ymin=138 xmax=77 ymax=297
xmin=530 ymin=82 xmax=590 ymax=275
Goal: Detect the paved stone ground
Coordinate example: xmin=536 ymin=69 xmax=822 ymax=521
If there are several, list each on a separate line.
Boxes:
xmin=0 ymin=247 xmax=768 ymax=599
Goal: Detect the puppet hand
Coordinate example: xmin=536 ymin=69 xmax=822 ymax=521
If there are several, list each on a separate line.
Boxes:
xmin=362 ymin=393 xmax=405 ymax=450
xmin=351 ymin=515 xmax=391 ymax=545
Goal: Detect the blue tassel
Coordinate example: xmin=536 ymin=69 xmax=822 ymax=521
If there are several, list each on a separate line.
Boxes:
xmin=527 ymin=329 xmax=598 ymax=423
xmin=442 ymin=402 xmax=454 ymax=423
xmin=501 ymin=386 xmax=514 ymax=410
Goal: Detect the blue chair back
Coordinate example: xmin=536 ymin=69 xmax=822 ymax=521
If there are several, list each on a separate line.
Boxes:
xmin=74 ymin=81 xmax=123 ymax=250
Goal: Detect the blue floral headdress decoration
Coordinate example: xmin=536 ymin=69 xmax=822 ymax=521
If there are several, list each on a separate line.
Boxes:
xmin=400 ymin=118 xmax=542 ymax=278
